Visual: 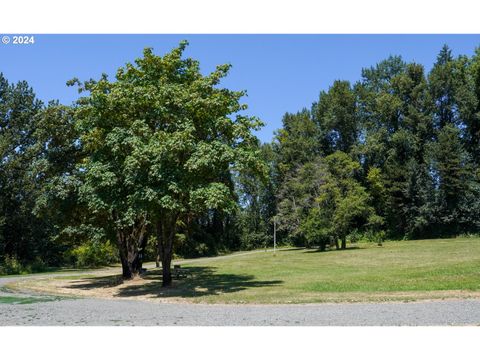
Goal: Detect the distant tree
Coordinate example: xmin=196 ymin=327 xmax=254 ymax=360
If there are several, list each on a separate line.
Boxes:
xmin=355 ymin=56 xmax=407 ymax=170
xmin=30 ymin=102 xmax=92 ymax=264
xmin=431 ymin=124 xmax=472 ymax=232
xmin=461 ymin=49 xmax=480 ymax=164
xmin=301 ymin=152 xmax=375 ymax=250
xmin=382 ymin=129 xmax=416 ymax=234
xmin=361 ymin=62 xmax=436 ymax=237
xmin=273 ymin=109 xmax=319 ymax=179
xmin=312 ymin=80 xmax=358 ymax=155
xmin=366 ymin=166 xmax=387 ymax=221
xmin=428 ymin=45 xmax=457 ymax=129
xmin=360 ymin=55 xmax=407 ymax=93
xmin=392 ymin=63 xmax=436 ymax=237
xmin=235 ymin=142 xmax=275 ymax=250
xmin=276 ymin=159 xmax=327 ymax=245
xmin=0 ymin=74 xmax=45 ymax=263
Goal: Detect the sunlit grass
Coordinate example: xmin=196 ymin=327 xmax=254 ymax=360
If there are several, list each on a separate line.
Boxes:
xmin=9 ymin=237 xmax=480 ymax=304
xmin=174 ymin=237 xmax=480 ymax=303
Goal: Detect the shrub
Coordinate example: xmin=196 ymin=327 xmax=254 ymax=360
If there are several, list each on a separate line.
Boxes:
xmin=28 ymin=257 xmax=49 ymax=273
xmin=346 ymin=229 xmax=386 ymax=244
xmin=346 ymin=229 xmax=363 ymax=244
xmin=69 ymin=240 xmax=118 ymax=268
xmin=457 ymin=232 xmax=480 ymax=239
xmin=240 ymin=231 xmax=270 ymax=250
xmin=0 ymin=255 xmax=25 ymax=275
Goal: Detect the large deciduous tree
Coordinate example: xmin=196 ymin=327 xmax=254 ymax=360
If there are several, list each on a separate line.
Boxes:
xmin=73 ymin=42 xmax=263 ymax=284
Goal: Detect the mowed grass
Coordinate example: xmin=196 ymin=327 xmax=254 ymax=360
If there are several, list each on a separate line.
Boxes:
xmin=171 ymin=237 xmax=480 ymax=303
xmin=9 ymin=237 xmax=480 ymax=304
xmin=0 ymin=295 xmax=62 ymax=305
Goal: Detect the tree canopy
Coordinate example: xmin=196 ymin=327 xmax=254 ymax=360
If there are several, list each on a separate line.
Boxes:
xmin=71 ymin=42 xmax=264 ymax=283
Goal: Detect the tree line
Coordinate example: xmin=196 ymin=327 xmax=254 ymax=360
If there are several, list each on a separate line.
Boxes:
xmin=249 ymin=44 xmax=480 ymax=250
xmin=1 ymin=43 xmax=480 ymax=282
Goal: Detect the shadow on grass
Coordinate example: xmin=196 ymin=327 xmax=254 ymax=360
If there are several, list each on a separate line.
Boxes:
xmin=66 ymin=266 xmax=283 ymax=299
xmin=275 ymin=247 xmax=305 ymax=252
xmin=303 ymin=246 xmax=366 ymax=254
xmin=67 ymin=274 xmax=124 ymax=289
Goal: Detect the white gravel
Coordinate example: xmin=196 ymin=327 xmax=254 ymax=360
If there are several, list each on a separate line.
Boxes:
xmin=1 ymin=295 xmax=480 ymax=326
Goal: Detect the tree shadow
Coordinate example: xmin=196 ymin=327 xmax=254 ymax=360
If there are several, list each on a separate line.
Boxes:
xmin=65 ymin=266 xmax=283 ymax=299
xmin=67 ymin=274 xmax=124 ymax=289
xmin=303 ymin=246 xmax=366 ymax=254
xmin=275 ymin=247 xmax=305 ymax=252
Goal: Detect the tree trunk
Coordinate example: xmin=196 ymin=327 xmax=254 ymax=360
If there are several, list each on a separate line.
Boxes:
xmin=156 ymin=214 xmax=177 ymax=287
xmin=115 ymin=215 xmax=147 ymax=280
xmin=118 ymin=247 xmax=132 ymax=278
xmin=319 ymin=241 xmax=326 ymax=252
xmin=161 ymin=249 xmax=172 ymax=287
xmin=341 ymin=238 xmax=346 ymax=250
xmin=155 ymin=239 xmax=161 ymax=268
xmin=334 ymin=238 xmax=339 ymax=250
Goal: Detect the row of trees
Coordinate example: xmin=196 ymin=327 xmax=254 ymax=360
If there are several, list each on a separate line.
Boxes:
xmin=240 ymin=45 xmax=480 ymax=250
xmin=2 ymin=43 xmax=480 ymax=282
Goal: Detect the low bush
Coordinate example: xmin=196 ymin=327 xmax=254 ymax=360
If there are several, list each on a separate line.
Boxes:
xmin=240 ymin=231 xmax=270 ymax=250
xmin=0 ymin=255 xmax=26 ymax=275
xmin=346 ymin=229 xmax=386 ymax=244
xmin=68 ymin=240 xmax=118 ymax=268
xmin=27 ymin=257 xmax=49 ymax=273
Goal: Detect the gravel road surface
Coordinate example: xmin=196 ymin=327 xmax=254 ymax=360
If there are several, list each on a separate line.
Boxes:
xmin=1 ymin=294 xmax=480 ymax=326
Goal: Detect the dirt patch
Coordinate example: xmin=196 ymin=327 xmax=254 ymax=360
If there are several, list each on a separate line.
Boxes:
xmin=10 ymin=276 xmax=192 ymax=304
xmin=9 ymin=274 xmax=480 ymax=305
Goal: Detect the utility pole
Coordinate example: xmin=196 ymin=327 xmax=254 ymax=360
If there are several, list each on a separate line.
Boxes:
xmin=273 ymin=216 xmax=277 ymax=255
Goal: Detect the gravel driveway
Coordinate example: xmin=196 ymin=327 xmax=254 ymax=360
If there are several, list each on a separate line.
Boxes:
xmin=1 ymin=294 xmax=480 ymax=326
xmin=2 ymin=273 xmax=480 ymax=325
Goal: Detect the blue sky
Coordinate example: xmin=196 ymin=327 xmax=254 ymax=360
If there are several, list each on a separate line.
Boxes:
xmin=1 ymin=34 xmax=479 ymax=142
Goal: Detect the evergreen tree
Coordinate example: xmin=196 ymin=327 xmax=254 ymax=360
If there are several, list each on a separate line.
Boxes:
xmin=313 ymin=80 xmax=358 ymax=155
xmin=0 ymin=74 xmax=45 ymax=263
xmin=462 ymin=49 xmax=480 ymax=164
xmin=431 ymin=124 xmax=472 ymax=233
xmin=429 ymin=45 xmax=457 ymax=129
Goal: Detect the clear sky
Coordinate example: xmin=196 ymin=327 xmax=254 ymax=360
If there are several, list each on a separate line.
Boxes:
xmin=1 ymin=35 xmax=479 ymax=142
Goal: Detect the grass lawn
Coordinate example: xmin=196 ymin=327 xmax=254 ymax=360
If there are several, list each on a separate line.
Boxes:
xmin=8 ymin=237 xmax=480 ymax=304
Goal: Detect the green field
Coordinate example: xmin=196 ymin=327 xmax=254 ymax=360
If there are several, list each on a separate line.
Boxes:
xmin=8 ymin=237 xmax=480 ymax=304
xmin=161 ymin=237 xmax=480 ymax=303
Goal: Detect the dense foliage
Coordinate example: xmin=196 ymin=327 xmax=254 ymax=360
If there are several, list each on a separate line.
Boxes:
xmin=270 ymin=45 xmax=480 ymax=248
xmin=2 ymin=43 xmax=480 ymax=278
